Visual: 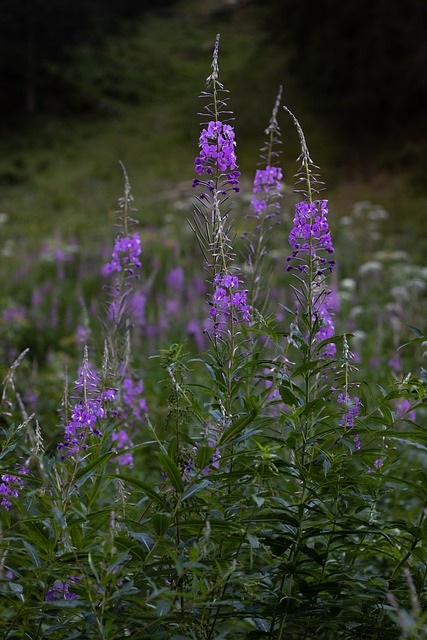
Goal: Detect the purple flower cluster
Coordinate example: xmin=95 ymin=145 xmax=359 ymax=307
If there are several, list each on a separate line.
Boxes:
xmin=45 ymin=577 xmax=80 ymax=601
xmin=58 ymin=390 xmax=115 ymax=459
xmin=250 ymin=165 xmax=282 ymax=218
xmin=103 ymin=233 xmax=142 ymax=274
xmin=195 ymin=121 xmax=238 ymax=177
xmin=287 ymin=200 xmax=335 ymax=274
xmin=337 ymin=393 xmax=362 ymax=429
xmin=209 ymin=273 xmax=250 ymax=324
xmin=0 ymin=473 xmax=25 ymax=511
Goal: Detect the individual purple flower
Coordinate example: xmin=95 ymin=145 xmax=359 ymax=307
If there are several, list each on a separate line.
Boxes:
xmin=253 ymin=165 xmax=282 ymax=194
xmin=367 ymin=459 xmax=383 ymax=473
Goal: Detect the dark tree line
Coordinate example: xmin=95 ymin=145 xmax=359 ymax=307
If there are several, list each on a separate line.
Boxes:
xmin=0 ymin=0 xmax=177 ymax=117
xmin=265 ymin=0 xmax=427 ymax=140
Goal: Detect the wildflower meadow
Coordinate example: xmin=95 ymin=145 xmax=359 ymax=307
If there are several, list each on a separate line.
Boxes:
xmin=0 ymin=35 xmax=426 ymax=639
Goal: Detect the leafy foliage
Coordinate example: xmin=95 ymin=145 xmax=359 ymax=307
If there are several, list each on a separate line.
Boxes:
xmin=0 ymin=33 xmax=426 ymax=640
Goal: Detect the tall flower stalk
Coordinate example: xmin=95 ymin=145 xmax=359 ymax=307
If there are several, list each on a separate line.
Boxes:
xmin=103 ymin=161 xmax=142 ymax=375
xmin=284 ymin=106 xmax=336 ymax=365
xmin=270 ymin=109 xmax=338 ymax=639
xmin=191 ymin=34 xmax=248 ymax=412
xmin=245 ymin=86 xmax=283 ymax=315
xmin=100 ymin=163 xmax=146 ymax=467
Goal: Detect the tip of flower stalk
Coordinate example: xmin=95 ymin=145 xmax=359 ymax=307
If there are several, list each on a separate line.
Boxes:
xmin=206 ymin=34 xmax=221 ymax=86
xmin=284 ymin=105 xmax=325 ymax=200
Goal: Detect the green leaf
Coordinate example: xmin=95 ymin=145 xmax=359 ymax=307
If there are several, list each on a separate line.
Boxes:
xmin=279 ymin=384 xmax=300 ymax=407
xmin=0 ymin=444 xmax=16 ymax=460
xmin=408 ymin=324 xmax=424 ymax=338
xmin=156 ymin=451 xmax=184 ymax=493
xmin=108 ymin=474 xmax=168 ymax=508
xmin=196 ymin=445 xmax=214 ymax=469
xmin=297 ymin=397 xmax=325 ymax=418
xmin=23 ymin=540 xmax=41 ymax=569
xmin=75 ymin=451 xmax=116 ymax=482
xmin=182 ymin=479 xmax=211 ymax=502
xmin=152 ymin=513 xmax=171 ymax=536
xmin=292 ymin=360 xmax=322 ymax=377
xmin=129 ymin=531 xmax=155 ymax=550
xmin=9 ymin=582 xmax=24 ymax=601
xmin=156 ymin=599 xmax=171 ymax=617
xmin=219 ymin=409 xmax=257 ymax=446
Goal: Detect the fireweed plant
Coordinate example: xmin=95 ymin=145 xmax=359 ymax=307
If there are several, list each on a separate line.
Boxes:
xmin=0 ymin=34 xmax=426 ymax=640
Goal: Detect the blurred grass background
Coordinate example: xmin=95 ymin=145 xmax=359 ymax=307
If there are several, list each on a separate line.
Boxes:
xmin=0 ymin=0 xmax=426 ymax=257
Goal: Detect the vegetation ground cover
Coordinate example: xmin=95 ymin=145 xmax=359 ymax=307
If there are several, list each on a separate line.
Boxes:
xmin=0 ymin=5 xmax=426 ymax=639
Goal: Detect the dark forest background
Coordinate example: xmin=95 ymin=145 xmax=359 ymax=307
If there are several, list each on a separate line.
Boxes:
xmin=0 ymin=0 xmax=426 ymax=251
xmin=2 ymin=0 xmax=426 ymax=142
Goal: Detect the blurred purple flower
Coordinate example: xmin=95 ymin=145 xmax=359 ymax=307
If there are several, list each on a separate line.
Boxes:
xmin=112 ymin=429 xmax=134 ymax=467
xmin=166 ymin=266 xmax=185 ymax=292
xmin=395 ymin=398 xmax=416 ymax=422
xmin=187 ymin=319 xmax=206 ymax=351
xmin=122 ymin=376 xmax=147 ymax=423
xmin=103 ymin=233 xmax=141 ymax=274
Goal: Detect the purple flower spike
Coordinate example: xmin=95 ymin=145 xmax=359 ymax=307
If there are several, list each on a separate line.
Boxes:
xmin=195 ymin=121 xmax=238 ymax=178
xmin=288 ymin=200 xmax=334 ymax=265
xmin=210 ymin=272 xmax=251 ymax=326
